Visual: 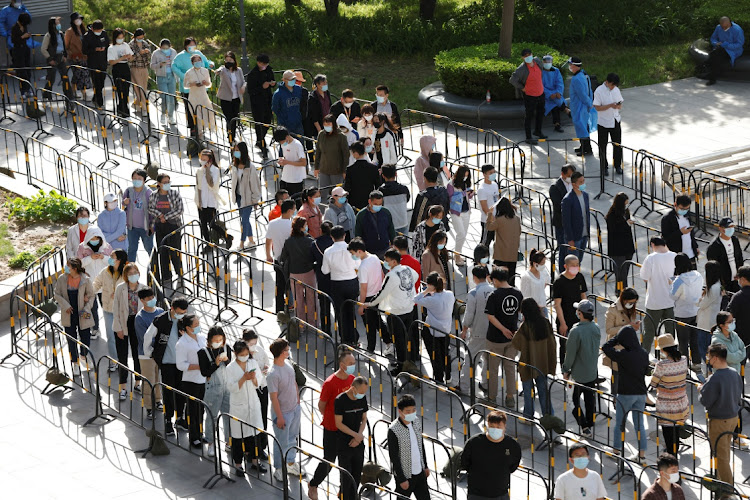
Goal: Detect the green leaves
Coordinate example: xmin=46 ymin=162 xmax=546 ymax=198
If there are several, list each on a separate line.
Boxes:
xmin=6 ymin=190 xmax=78 ymax=226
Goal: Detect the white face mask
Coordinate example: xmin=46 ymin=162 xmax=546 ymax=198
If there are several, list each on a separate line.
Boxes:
xmin=668 ymin=472 xmax=680 ymax=483
xmin=199 ymin=159 xmax=208 ymax=167
xmin=624 ymin=303 xmax=635 ymax=309
xmin=248 ymin=343 xmax=258 ymax=352
xmin=211 ymin=341 xmax=223 ymax=349
xmin=237 ymin=354 xmax=249 ymax=362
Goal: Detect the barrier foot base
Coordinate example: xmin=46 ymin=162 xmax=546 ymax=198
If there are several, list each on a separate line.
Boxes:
xmin=0 ymin=350 xmax=29 ymax=365
xmin=593 ymin=190 xmax=612 ymax=200
xmin=41 ymin=382 xmax=73 ymax=396
xmin=31 ymin=128 xmax=53 ymax=140
xmin=0 ymin=115 xmax=15 ymax=124
xmin=69 ymin=143 xmax=89 ymax=154
xmin=83 ymin=412 xmax=116 ymax=427
xmin=216 ymin=306 xmax=238 ymax=323
xmin=203 ymin=471 xmax=234 ymax=489
xmin=608 ymin=462 xmax=633 ymax=484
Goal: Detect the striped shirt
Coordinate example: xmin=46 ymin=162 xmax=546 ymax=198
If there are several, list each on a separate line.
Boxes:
xmin=650 ymin=356 xmax=689 ymax=425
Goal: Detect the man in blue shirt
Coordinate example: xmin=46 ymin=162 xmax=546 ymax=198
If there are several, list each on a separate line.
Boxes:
xmin=272 ymin=69 xmax=304 ymax=137
xmin=705 ymin=17 xmax=745 ymax=86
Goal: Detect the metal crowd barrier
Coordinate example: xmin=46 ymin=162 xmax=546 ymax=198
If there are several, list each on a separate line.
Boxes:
xmin=548 ymin=377 xmax=616 ymax=448
xmin=287 ymin=317 xmax=337 ymax=381
xmin=286 ymin=445 xmax=357 ymax=500
xmin=341 ymin=342 xmax=398 ymax=422
xmin=0 ymin=125 xmax=30 ymax=178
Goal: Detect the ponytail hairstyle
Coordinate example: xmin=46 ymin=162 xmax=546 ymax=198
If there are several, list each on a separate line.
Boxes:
xmin=425 ymin=271 xmax=444 ymax=293
xmin=67 ymin=257 xmax=86 ymax=276
xmin=529 ymin=248 xmax=545 ymax=266
xmin=712 ymin=310 xmax=732 ymax=335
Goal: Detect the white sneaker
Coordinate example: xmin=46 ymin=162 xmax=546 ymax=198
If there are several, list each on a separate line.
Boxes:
xmin=207 ymin=443 xmax=215 ymax=457
xmin=273 ymin=469 xmax=285 ymax=483
xmin=119 ymin=389 xmax=127 ymax=401
xmin=160 ymin=114 xmax=167 ymax=125
xmin=383 ymin=343 xmax=395 ymax=357
xmin=90 ymin=328 xmax=99 ymax=339
xmin=72 ymin=364 xmax=81 ymax=377
xmin=168 ymin=116 xmax=177 ymax=125
xmin=286 ymin=462 xmax=301 ymax=475
xmin=108 ymin=363 xmax=117 ymax=373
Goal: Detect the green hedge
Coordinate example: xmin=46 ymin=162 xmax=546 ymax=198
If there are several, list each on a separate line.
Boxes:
xmin=435 ymin=43 xmax=569 ymax=101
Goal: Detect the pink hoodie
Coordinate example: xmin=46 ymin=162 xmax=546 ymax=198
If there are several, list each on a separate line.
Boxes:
xmin=414 ymin=135 xmax=437 ymax=191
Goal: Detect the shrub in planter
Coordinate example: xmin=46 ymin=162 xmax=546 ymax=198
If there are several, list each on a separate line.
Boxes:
xmin=435 ymin=43 xmax=569 ymax=101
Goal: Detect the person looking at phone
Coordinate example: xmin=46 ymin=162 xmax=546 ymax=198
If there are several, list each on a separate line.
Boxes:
xmin=640 ymin=237 xmax=676 ymax=352
xmin=661 ymin=194 xmax=698 ymax=269
xmin=593 ymin=73 xmax=624 ymax=175
xmin=198 ymin=325 xmax=233 ymax=458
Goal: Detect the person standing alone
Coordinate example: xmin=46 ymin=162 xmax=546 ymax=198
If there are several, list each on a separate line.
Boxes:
xmin=510 ymin=48 xmax=547 ymax=145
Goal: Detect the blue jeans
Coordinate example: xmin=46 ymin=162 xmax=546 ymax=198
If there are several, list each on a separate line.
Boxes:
xmin=567 ymin=237 xmax=588 ymax=261
xmin=613 ymin=393 xmax=647 ymax=453
xmin=236 ymin=194 xmax=253 ymax=241
xmin=273 ymin=404 xmax=301 ymax=468
xmin=203 ymin=374 xmax=231 ymax=444
xmin=697 ymin=328 xmax=712 ymax=366
xmin=103 ymin=310 xmax=117 ymax=360
xmin=156 ymin=74 xmax=176 ymax=117
xmin=522 ymin=375 xmax=552 ymax=419
xmin=127 ymin=226 xmax=154 ymax=263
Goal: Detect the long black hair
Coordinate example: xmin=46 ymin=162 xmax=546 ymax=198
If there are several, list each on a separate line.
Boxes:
xmin=520 ymin=297 xmax=550 ymax=341
xmin=495 ymin=197 xmax=516 ymax=218
xmin=606 ymin=192 xmax=630 ymax=222
xmin=704 ymin=260 xmax=721 ymax=292
xmin=233 ymin=141 xmax=250 ymax=168
xmin=47 ymin=17 xmax=61 ymax=51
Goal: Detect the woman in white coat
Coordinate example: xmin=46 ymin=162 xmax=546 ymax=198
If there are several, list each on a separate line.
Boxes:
xmin=184 ymin=53 xmax=214 ymax=139
xmin=226 ymin=340 xmax=267 ymax=477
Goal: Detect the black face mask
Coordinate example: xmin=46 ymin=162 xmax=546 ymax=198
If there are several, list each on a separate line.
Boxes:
xmin=373 ymin=122 xmax=381 ymax=129
xmin=224 ymin=62 xmax=234 ymax=69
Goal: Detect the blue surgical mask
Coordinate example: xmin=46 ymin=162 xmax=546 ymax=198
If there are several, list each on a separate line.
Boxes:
xmin=354 ymin=392 xmax=365 ymax=400
xmin=676 ymin=208 xmax=688 ymax=216
xmin=193 ymin=61 xmax=202 ymax=69
xmin=89 ymin=239 xmax=100 ymax=246
xmin=313 ymin=197 xmax=321 ymax=205
xmin=345 ymin=364 xmax=356 ymax=375
xmin=133 ymin=179 xmax=144 ymax=188
xmin=108 ymin=257 xmax=116 ymax=267
xmin=480 ymin=257 xmax=489 ymax=264
xmin=193 ymin=325 xmax=201 ymax=335
xmin=287 ymin=78 xmax=296 ymax=88
xmin=488 ymin=427 xmax=504 ymax=440
xmin=233 ymin=151 xmax=241 ymax=159
xmin=579 ymin=183 xmax=587 ymax=191
xmin=127 ymin=274 xmax=140 ymax=283
xmin=376 ymin=95 xmax=386 ymax=104
xmin=174 ymin=312 xmax=185 ymax=320
xmin=351 ymin=254 xmax=360 ymax=261
xmin=440 ymin=160 xmax=445 ymax=168
xmin=488 ymin=173 xmax=497 ymax=182
xmin=383 ymin=261 xmax=391 ymax=270
xmin=437 ymin=243 xmax=446 ymax=250
xmin=403 ymin=412 xmax=417 ymax=422
xmin=324 ymin=125 xmax=333 ymax=133
xmin=64 ymin=265 xmax=71 ymax=274
xmin=372 ymin=205 xmax=383 ymax=212
xmin=524 ymin=55 xmax=533 ymax=64
xmin=725 ymin=227 xmax=735 ymax=237
xmin=78 ymin=217 xmax=89 ymax=226
xmin=162 ymin=183 xmax=171 ymax=191
xmin=431 ymin=217 xmax=442 ymax=225
xmin=56 ymin=24 xmax=61 ymax=31
xmin=187 ymin=46 xmax=196 ymax=53
xmin=573 ymin=457 xmax=589 ymax=469
xmin=365 ymin=145 xmax=373 ymax=153
xmin=162 ymin=48 xmax=171 ymax=55
xmin=303 ymin=227 xmax=308 ymax=234
xmin=321 ymin=84 xmax=328 ymax=92
xmin=338 ymin=196 xmax=347 ymax=204
xmin=543 ymin=62 xmax=552 ymax=70
xmin=146 ymin=298 xmax=157 ymax=308
xmin=728 ymin=321 xmax=737 ymax=332
xmin=116 ymin=38 xmax=124 ymax=45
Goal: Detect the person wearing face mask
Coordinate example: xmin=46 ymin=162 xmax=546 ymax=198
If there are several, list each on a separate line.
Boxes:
xmin=197 ymin=326 xmax=232 ymax=458
xmin=226 ymin=340 xmax=265 ymax=476
xmin=127 ymin=28 xmax=150 ymax=117
xmin=53 ymin=257 xmax=95 ymax=377
xmin=554 ymin=255 xmax=588 ymax=367
xmin=446 ymin=165 xmax=473 ymax=260
xmin=194 ymin=149 xmax=228 ymax=246
xmin=354 ymin=190 xmax=396 ymax=260
xmin=344 ymin=141 xmax=381 ymax=211
xmin=272 ymin=69 xmax=304 ymax=137
xmin=640 ymin=237 xmax=676 ymax=351
xmin=123 ymin=168 xmax=154 ymax=262
xmin=697 ymin=261 xmax=723 ymax=373
xmin=173 ymin=37 xmax=214 ymax=134
xmin=107 ymin=28 xmax=134 ymax=118
xmin=461 ymin=410 xmax=521 ymax=500
xmin=410 ymin=167 xmax=450 ymax=233
xmin=77 ymin=226 xmax=113 ymax=339
xmin=670 ymin=253 xmax=704 ymax=371
xmin=306 ymin=74 xmax=332 ymax=137
xmin=323 ymin=186 xmax=356 ymax=241
xmin=134 ymin=289 xmax=165 ymax=420
xmin=649 ymin=334 xmax=689 ymax=457
xmin=112 ymin=262 xmax=147 ymax=399
xmin=298 ymin=187 xmax=323 ymax=238
xmin=520 ymin=248 xmax=551 ymax=318
xmin=420 ymin=230 xmax=451 ymax=291
xmin=330 ymin=89 xmax=361 ymax=127
xmin=371 ymin=85 xmax=403 ymax=145
xmin=604 ymin=287 xmax=641 ymax=392
xmin=230 ymin=142 xmax=261 ymax=249
xmin=144 ymin=297 xmax=190 ymax=436
xmin=66 ymin=206 xmax=92 ymax=258
xmin=712 ymin=312 xmax=750 ymax=448
xmin=0 ymin=0 xmax=33 ymax=53
xmin=184 ymin=54 xmax=214 ymax=139
xmin=267 ymin=338 xmax=302 ymax=480
xmin=314 ymin=114 xmax=349 ymax=198
xmin=150 ymin=38 xmax=177 ymax=125
xmin=703 ymin=17 xmax=745 ymax=86
xmin=593 ymin=73 xmax=624 ymax=175
xmin=509 ymin=48 xmax=546 ymax=145
xmin=641 ymin=453 xmax=685 ymax=500
xmin=9 ymin=11 xmax=32 ymax=98
xmin=728 ymin=266 xmax=750 ymax=363
xmin=357 ymin=104 xmax=377 ymax=145
xmin=561 ymin=171 xmax=590 ymax=261
xmin=456 ymin=266 xmax=494 ymax=394
xmin=660 ymin=194 xmax=698 ymax=268
xmin=541 ymin=54 xmax=567 ymax=133
xmin=477 ymin=163 xmax=500 ymax=247
xmin=388 ymin=394 xmax=430 ymax=500
xmin=273 ymin=127 xmax=308 ymax=199
xmin=473 ymin=244 xmax=492 ymax=272
xmin=412 ymin=205 xmax=446 ymax=262
xmin=549 ymin=163 xmax=576 ymax=270
xmin=379 ymin=164 xmax=410 ymax=238
xmin=567 ymin=56 xmax=595 ymax=157
xmin=372 ymin=112 xmax=398 ymax=168
xmin=266 ymin=200 xmax=295 ymax=313
xmin=40 ymin=16 xmax=75 ymax=108
xmin=94 ymin=249 xmax=127 ymax=370
xmin=336 ymin=114 xmax=359 ymax=166
xmin=98 ymin=192 xmax=127 ymax=251
xmin=175 ymin=314 xmax=208 ymax=448
xmin=707 ymin=217 xmax=743 ymax=294
xmin=65 ymin=12 xmax=92 ymax=100
xmin=415 ymin=271 xmax=455 ymax=384
xmin=81 ymin=20 xmax=109 ymax=108
xmin=394 ymin=236 xmax=421 ymax=293
xmin=605 ymin=192 xmax=635 ymax=293
xmin=486 ymin=197 xmax=522 ymax=285
xmin=280 ymin=216 xmax=318 ymax=328
xmin=322 ymin=226 xmax=361 ymax=346
xmin=349 ymin=238 xmax=391 ymax=356
xmin=147 ymin=173 xmax=185 ymax=287
xmin=414 ymin=135 xmax=437 ymax=192
xmin=246 ymin=53 xmax=275 ymax=154
xmin=334 ymin=376 xmax=369 ymax=500
xmin=553 ymin=444 xmax=607 ymax=500
xmin=216 ymin=51 xmax=245 ymax=141
xmin=241 ymin=329 xmax=271 ymax=456
xmin=308 ymin=350 xmax=355 ymax=500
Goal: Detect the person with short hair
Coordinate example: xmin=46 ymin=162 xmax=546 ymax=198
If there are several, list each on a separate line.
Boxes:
xmin=412 ymin=205 xmax=446 ymax=262
xmin=561 ymin=171 xmax=590 ymax=261
xmin=703 ymin=17 xmax=745 ymax=86
xmin=553 ymin=254 xmax=587 ymax=364
xmin=198 ymin=325 xmax=232 ymax=458
xmin=380 ymin=164 xmax=411 ymax=237
xmin=541 ymin=55 xmax=567 ymax=133
xmin=323 ymin=226 xmax=360 ymax=345
xmin=269 ymin=189 xmax=290 ymax=221
xmin=274 ymin=127 xmax=307 ymax=198
xmin=549 ymin=164 xmax=576 ymax=270
xmin=461 ymin=410 xmax=521 ymax=500
xmin=706 ymin=217 xmax=743 ymax=294
xmin=458 ymin=266 xmax=494 ymax=393
xmin=308 ymin=351 xmax=356 ymax=500
xmin=272 ymin=69 xmax=304 ymax=136
xmin=175 ymin=314 xmax=208 ymax=448
xmin=660 ymin=194 xmax=698 ymax=268
xmin=354 ymin=190 xmax=396 ymax=259
xmin=567 ymin=56 xmax=595 ymax=157
xmin=728 ymin=265 xmax=750 ymax=361
xmin=478 ymin=164 xmax=500 ymax=247
xmin=509 ymin=47 xmax=546 ymax=144
xmin=641 ymin=453 xmax=684 ymax=500
xmin=388 ymin=395 xmax=430 ymax=500
xmin=311 ymin=222 xmax=335 ymax=334
xmin=315 ymin=113 xmax=350 ymax=198
xmin=134 ymin=288 xmax=164 ymax=420
xmin=372 ymin=85 xmax=402 ymax=140
xmin=266 ymin=199 xmax=296 ymax=313
xmin=268 ymin=337 xmax=302 ymax=481
xmin=344 ymin=141 xmax=382 ymax=210
xmin=149 ymin=38 xmax=177 ymax=125
xmin=593 ymin=73 xmax=624 ymax=175
xmin=520 ymin=248 xmax=550 ymax=317
xmin=81 ymin=20 xmax=109 ymax=108
xmin=148 ymin=173 xmax=184 ymax=286
xmin=411 ymin=166 xmax=450 ymax=233
xmin=640 ymin=236 xmax=676 ymax=352
xmin=554 ymin=444 xmax=607 ymax=500
xmin=700 ymin=343 xmax=743 ymax=486
xmin=670 ymin=252 xmax=704 ymax=370
xmin=349 ymin=238 xmax=391 ymax=355
xmin=335 ymin=376 xmax=369 ymax=500
xmin=330 ymin=88 xmax=361 ymax=126
xmin=246 ymin=54 xmax=275 ymax=153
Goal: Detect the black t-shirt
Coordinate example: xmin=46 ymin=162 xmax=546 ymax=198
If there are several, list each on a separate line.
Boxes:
xmin=552 ymin=273 xmax=588 ymax=330
xmin=424 ymin=223 xmax=440 ymax=248
xmin=460 ymin=434 xmax=521 ymax=497
xmin=334 ymin=391 xmax=368 ymax=447
xmin=484 ymin=287 xmax=523 ymax=343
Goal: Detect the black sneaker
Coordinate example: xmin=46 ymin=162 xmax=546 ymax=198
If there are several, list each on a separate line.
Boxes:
xmin=191 ymin=439 xmax=202 ymax=448
xmin=250 ymin=462 xmax=268 ymax=473
xmin=164 ymin=422 xmax=175 ymax=436
xmin=175 ymin=418 xmax=189 ymax=431
xmin=146 ymin=409 xmax=153 ymax=420
xmin=525 ymin=137 xmax=538 ymax=145
xmin=235 ymin=466 xmax=245 ymax=477
xmin=533 ymin=131 xmax=548 ymax=139
xmin=554 ymin=125 xmax=564 ymax=133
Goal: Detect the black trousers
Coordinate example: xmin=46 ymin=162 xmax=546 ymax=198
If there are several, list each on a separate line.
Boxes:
xmin=250 ymin=102 xmax=273 ymax=146
xmin=279 ymin=180 xmax=304 ymax=200
xmin=198 ymin=207 xmax=217 ymax=242
xmin=220 ymin=97 xmax=241 ymax=141
xmin=675 ymin=316 xmax=700 ymax=364
xmin=274 ymin=259 xmax=287 ymax=314
xmin=422 ymin=329 xmax=449 ymax=383
xmin=706 ymin=46 xmax=731 ymax=81
xmin=363 ymin=295 xmax=390 ymax=352
xmin=182 ymin=91 xmax=195 ymax=132
xmin=180 ymin=380 xmax=206 ymax=442
xmin=160 ymin=362 xmax=185 ymax=421
xmin=480 ymin=221 xmax=495 ymax=247
xmin=523 ymin=93 xmax=545 ymax=138
xmin=388 ymin=310 xmax=416 ymax=366
xmin=155 ymin=221 xmax=181 ymax=282
xmin=310 ymin=429 xmax=338 ymax=487
xmin=338 ymin=443 xmax=365 ymax=500
xmin=111 ymin=62 xmax=131 ymax=117
xmin=572 ymin=379 xmax=597 ymax=428
xmin=116 ymin=314 xmax=141 ymax=384
xmin=91 ymin=67 xmax=107 ymax=108
xmin=493 ymin=260 xmax=517 ymax=286
xmin=318 ymin=291 xmax=332 ymax=335
xmin=44 ymin=54 xmax=74 ymax=104
xmin=331 ymin=278 xmax=360 ymax=345
xmin=598 ymin=120 xmax=622 ymax=171
xmin=232 ymin=435 xmax=258 ymax=464
xmin=662 ymin=424 xmax=681 ymax=455
xmin=395 ymin=471 xmax=430 ymax=500
xmin=550 ymin=103 xmax=568 ymax=126
xmin=256 ymin=385 xmax=269 ymax=450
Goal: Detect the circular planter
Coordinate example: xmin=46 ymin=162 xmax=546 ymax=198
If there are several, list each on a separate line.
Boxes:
xmin=689 ymin=39 xmax=750 ymax=81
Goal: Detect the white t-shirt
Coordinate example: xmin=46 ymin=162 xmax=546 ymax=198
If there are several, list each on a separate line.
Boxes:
xmin=592 ymin=83 xmax=623 ymax=129
xmin=107 ymin=42 xmax=134 ymax=62
xmin=721 ymin=236 xmax=737 ymax=280
xmin=198 ymin=165 xmax=220 ymax=209
xmin=280 ymin=138 xmax=307 ymax=184
xmin=677 ymin=214 xmax=695 ymax=259
xmin=477 ymin=181 xmax=499 ymax=223
xmin=640 ymin=250 xmax=676 ymax=310
xmin=266 ymin=217 xmax=292 ymax=260
xmin=407 ymin=423 xmax=423 ymax=475
xmin=554 ymin=468 xmax=607 ymax=500
xmin=358 ymin=254 xmax=384 ymax=298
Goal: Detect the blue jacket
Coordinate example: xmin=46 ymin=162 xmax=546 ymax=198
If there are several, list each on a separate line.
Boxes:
xmin=97 ymin=208 xmax=127 ymax=251
xmin=569 ymin=69 xmax=594 ymax=138
xmin=0 ymin=5 xmax=38 ymax=49
xmin=542 ymin=67 xmax=565 ymax=115
xmin=354 ymin=207 xmax=396 ymax=254
xmin=561 ymin=188 xmax=590 ymax=242
xmin=272 ymin=84 xmax=304 ymax=133
xmin=710 ymin=22 xmax=745 ymax=65
xmin=172 ymin=49 xmax=213 ymax=94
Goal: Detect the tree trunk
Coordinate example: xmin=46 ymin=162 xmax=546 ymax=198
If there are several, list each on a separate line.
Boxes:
xmin=420 ymin=0 xmax=437 ymax=20
xmin=497 ymin=0 xmax=514 ymax=58
xmin=323 ymin=0 xmax=340 ymax=17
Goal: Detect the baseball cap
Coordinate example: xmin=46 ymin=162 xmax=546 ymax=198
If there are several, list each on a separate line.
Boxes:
xmin=282 ymin=70 xmax=296 ymax=81
xmin=573 ymin=299 xmax=594 ymax=315
xmin=103 ymin=192 xmax=118 ymax=203
xmin=293 ymin=71 xmax=306 ymax=83
xmin=331 ymin=186 xmax=348 ymax=197
xmin=719 ymin=217 xmax=735 ymax=228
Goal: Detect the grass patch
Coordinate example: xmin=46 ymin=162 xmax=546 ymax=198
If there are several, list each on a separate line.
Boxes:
xmin=8 ymin=251 xmax=35 ymax=270
xmin=0 ymin=224 xmax=15 ymax=258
